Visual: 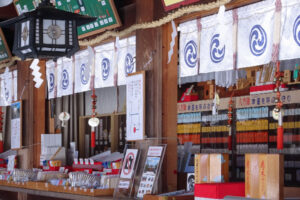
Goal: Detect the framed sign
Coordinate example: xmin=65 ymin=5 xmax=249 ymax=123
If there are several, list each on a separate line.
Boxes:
xmin=126 ymin=71 xmax=145 ymax=141
xmin=161 ymin=0 xmax=201 ymax=11
xmin=0 ymin=28 xmax=12 ymax=62
xmin=14 ymin=0 xmax=121 ymax=39
xmin=11 ymin=101 xmax=22 ymax=150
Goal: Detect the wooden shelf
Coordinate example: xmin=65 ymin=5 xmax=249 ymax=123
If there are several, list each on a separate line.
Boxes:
xmin=0 ymin=181 xmax=113 ymax=200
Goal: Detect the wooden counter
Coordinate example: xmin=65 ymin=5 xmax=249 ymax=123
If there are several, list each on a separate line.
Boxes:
xmin=0 ymin=180 xmax=114 ymax=200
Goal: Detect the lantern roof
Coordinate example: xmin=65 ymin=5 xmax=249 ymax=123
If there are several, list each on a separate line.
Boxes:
xmin=0 ymin=1 xmax=96 ymax=27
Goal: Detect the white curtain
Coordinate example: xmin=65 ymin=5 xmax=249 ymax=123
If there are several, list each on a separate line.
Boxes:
xmin=237 ymin=0 xmax=276 ymax=68
xmin=200 ymin=11 xmax=234 ymax=73
xmin=46 ymin=60 xmax=56 ymax=99
xmin=94 ymin=42 xmax=115 ymax=88
xmin=179 ymin=19 xmax=199 ymax=77
xmin=279 ymin=0 xmax=300 ymax=60
xmin=57 ymin=57 xmax=73 ymax=97
xmin=118 ymin=36 xmax=136 ymax=86
xmin=74 ymin=50 xmax=91 ymax=93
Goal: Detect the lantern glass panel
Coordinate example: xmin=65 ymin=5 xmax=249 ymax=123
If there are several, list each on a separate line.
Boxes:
xmin=21 ymin=20 xmax=30 ymax=47
xmin=43 ymin=19 xmax=66 ymax=45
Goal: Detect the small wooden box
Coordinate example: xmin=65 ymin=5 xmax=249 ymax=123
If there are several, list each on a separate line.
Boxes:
xmin=209 ymin=154 xmax=229 ymax=183
xmin=195 ymin=154 xmax=210 ymax=184
xmin=195 ymin=154 xmax=229 ymax=184
xmin=245 ymin=154 xmax=284 ymax=200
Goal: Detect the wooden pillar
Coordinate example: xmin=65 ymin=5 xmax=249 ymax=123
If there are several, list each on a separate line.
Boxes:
xmin=16 ymin=60 xmax=46 ymax=200
xmin=17 ymin=61 xmax=34 ymax=169
xmin=136 ymin=1 xmax=162 ymax=138
xmin=33 ymin=61 xmax=46 ymax=168
xmin=162 ymin=22 xmax=178 ymax=191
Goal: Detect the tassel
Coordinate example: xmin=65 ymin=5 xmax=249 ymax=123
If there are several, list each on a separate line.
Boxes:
xmin=228 ymin=134 xmax=232 ymax=150
xmin=277 ymin=126 xmax=283 ymax=150
xmin=0 ymin=133 xmax=3 ymax=153
xmin=91 ymin=127 xmax=96 ymax=148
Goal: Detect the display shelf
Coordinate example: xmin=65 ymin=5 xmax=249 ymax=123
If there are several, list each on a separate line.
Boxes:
xmin=0 ymin=180 xmax=113 ymax=199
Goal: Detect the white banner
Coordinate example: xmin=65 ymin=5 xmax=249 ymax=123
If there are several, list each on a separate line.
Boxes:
xmin=179 ymin=19 xmax=199 ymax=77
xmin=118 ymin=36 xmax=136 ymax=86
xmin=95 ymin=42 xmax=115 ymax=88
xmin=46 ymin=60 xmax=56 ymax=99
xmin=1 ymin=68 xmax=12 ymax=106
xmin=279 ymin=0 xmax=300 ymax=60
xmin=57 ymin=57 xmax=73 ymax=97
xmin=75 ymin=50 xmax=91 ymax=93
xmin=200 ymin=11 xmax=233 ymax=73
xmin=13 ymin=70 xmax=17 ymax=102
xmin=237 ymin=0 xmax=275 ymax=69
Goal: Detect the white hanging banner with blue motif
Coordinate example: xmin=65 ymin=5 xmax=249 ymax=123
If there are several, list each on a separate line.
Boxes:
xmin=179 ymin=19 xmax=199 ymax=77
xmin=57 ymin=57 xmax=73 ymax=97
xmin=46 ymin=60 xmax=56 ymax=99
xmin=199 ymin=10 xmax=233 ymax=73
xmin=75 ymin=50 xmax=91 ymax=93
xmin=279 ymin=0 xmax=300 ymax=60
xmin=118 ymin=36 xmax=136 ymax=86
xmin=237 ymin=0 xmax=275 ymax=69
xmin=94 ymin=42 xmax=115 ymax=88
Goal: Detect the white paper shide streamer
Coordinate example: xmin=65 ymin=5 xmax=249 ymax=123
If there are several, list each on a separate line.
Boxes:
xmin=237 ymin=0 xmax=275 ymax=68
xmin=75 ymin=50 xmax=91 ymax=93
xmin=279 ymin=0 xmax=300 ymax=60
xmin=117 ymin=36 xmax=136 ymax=86
xmin=168 ymin=20 xmax=177 ymax=64
xmin=179 ymin=19 xmax=199 ymax=77
xmin=200 ymin=9 xmax=233 ymax=73
xmin=46 ymin=60 xmax=56 ymax=99
xmin=95 ymin=42 xmax=115 ymax=88
xmin=29 ymin=59 xmax=43 ymax=88
xmin=57 ymin=57 xmax=73 ymax=97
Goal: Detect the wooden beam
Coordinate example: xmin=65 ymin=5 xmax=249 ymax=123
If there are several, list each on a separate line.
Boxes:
xmin=162 ymin=22 xmax=178 ymax=192
xmin=136 ymin=0 xmax=162 ymax=138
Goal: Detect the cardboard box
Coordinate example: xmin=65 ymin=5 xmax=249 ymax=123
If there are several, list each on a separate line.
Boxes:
xmin=195 ymin=154 xmax=229 ymax=184
xmin=245 ymin=154 xmax=284 ymax=200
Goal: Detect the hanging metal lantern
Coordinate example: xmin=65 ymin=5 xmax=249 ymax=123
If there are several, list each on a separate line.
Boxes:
xmin=0 ymin=0 xmax=95 ymax=60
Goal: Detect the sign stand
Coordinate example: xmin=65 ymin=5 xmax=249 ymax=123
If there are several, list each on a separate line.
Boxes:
xmin=114 ymin=138 xmax=167 ymax=199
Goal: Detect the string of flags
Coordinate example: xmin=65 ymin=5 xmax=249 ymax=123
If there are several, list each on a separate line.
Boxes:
xmin=46 ymin=36 xmax=136 ymax=99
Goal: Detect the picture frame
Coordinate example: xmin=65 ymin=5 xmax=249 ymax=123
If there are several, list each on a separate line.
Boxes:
xmin=11 ymin=101 xmax=22 ymax=150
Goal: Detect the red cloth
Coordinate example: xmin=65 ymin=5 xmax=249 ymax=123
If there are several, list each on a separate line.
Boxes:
xmin=250 ymin=84 xmax=287 ymax=94
xmin=195 ymin=182 xmax=245 ymax=199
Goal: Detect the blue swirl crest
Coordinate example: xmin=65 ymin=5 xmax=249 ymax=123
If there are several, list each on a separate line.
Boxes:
xmin=249 ymin=25 xmax=267 ymax=56
xmin=293 ymin=15 xmax=300 ymax=47
xmin=125 ymin=53 xmax=134 ymax=75
xmin=49 ymin=73 xmax=54 ymax=92
xmin=102 ymin=58 xmax=110 ymax=81
xmin=62 ymin=69 xmax=69 ymax=90
xmin=210 ymin=34 xmax=225 ymax=63
xmin=184 ymin=40 xmax=197 ymax=68
xmin=80 ymin=63 xmax=89 ymax=85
